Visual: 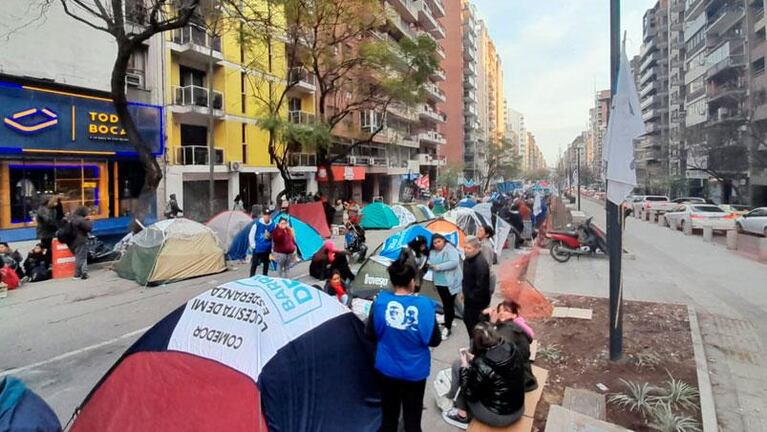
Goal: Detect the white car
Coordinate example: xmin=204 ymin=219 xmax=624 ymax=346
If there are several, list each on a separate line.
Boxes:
xmin=633 ymin=195 xmax=671 ymax=216
xmin=664 ymin=204 xmax=729 ymax=231
xmin=735 ymin=208 xmax=767 ymax=236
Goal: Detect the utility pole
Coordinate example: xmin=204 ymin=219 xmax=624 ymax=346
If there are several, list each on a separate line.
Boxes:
xmin=577 ymin=147 xmax=582 ymax=211
xmin=608 ymin=0 xmax=623 ymax=361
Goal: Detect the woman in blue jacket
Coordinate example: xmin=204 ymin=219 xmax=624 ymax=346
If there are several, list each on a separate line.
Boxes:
xmin=428 ymin=233 xmax=463 ymax=340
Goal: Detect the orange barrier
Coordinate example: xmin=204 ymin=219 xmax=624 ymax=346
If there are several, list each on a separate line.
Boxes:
xmin=52 ymin=239 xmax=76 ymax=279
xmin=496 ymin=250 xmax=553 ymax=319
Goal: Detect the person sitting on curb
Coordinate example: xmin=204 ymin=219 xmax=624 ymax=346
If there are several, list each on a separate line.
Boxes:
xmin=0 ymin=242 xmax=24 ymax=281
xmin=23 ymin=244 xmax=51 ymax=283
xmin=323 ymin=269 xmax=350 ymax=306
xmin=310 ymin=240 xmax=355 ymax=282
xmin=482 ymin=300 xmax=537 ymax=392
xmin=442 ymin=322 xmax=526 ymax=430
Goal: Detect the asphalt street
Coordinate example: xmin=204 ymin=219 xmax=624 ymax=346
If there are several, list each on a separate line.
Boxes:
xmin=535 ymin=198 xmax=767 ymax=432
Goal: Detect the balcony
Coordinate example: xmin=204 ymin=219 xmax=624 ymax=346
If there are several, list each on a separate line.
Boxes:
xmin=707 ymin=84 xmax=746 ymax=108
xmin=288 ymin=110 xmax=317 ymax=125
xmin=287 ymin=67 xmax=316 ymax=94
xmin=464 ymin=43 xmax=477 ymax=61
xmin=418 ymin=105 xmax=445 ymax=123
xmin=387 ymin=104 xmax=418 ymax=122
xmin=640 ymin=80 xmax=660 ymax=98
xmin=415 ymin=0 xmax=439 ymax=32
xmin=423 ymin=82 xmax=446 ymax=103
xmin=175 ymin=145 xmax=224 ymax=166
xmin=171 ymin=25 xmax=223 ymax=63
xmin=418 ymin=131 xmax=447 ymax=145
xmin=465 ymin=61 xmax=477 ymax=76
xmin=389 ymin=0 xmax=418 ymax=23
xmin=640 ymin=51 xmax=659 ymax=72
xmin=707 ymin=5 xmax=744 ymax=37
xmin=431 ymin=67 xmax=446 ymax=81
xmin=426 ymin=0 xmax=445 ymax=18
xmin=385 ymin=3 xmax=416 ymax=39
xmin=288 ymin=153 xmax=317 ymax=167
xmin=686 ymin=0 xmax=706 ymax=20
xmin=641 ymin=94 xmax=660 ymax=110
xmin=639 ymin=66 xmax=657 ymax=85
xmin=418 ymin=153 xmax=447 ymax=166
xmin=707 ymin=42 xmax=745 ymax=78
xmin=465 ymin=75 xmax=477 ymax=89
xmin=464 ymin=103 xmax=478 ymax=118
xmin=169 ymin=85 xmax=224 ymax=120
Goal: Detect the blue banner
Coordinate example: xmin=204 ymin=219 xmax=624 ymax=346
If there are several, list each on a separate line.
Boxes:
xmin=0 ymin=82 xmax=163 ymax=156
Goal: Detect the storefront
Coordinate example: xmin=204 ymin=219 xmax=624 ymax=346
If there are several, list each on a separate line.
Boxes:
xmin=317 ymin=166 xmax=366 ymax=202
xmin=0 ymin=81 xmax=162 ymax=241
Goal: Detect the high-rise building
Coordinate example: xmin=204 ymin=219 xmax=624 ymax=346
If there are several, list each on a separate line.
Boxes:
xmin=591 ymin=89 xmax=611 ymax=177
xmin=462 ymin=2 xmax=482 ymax=179
xmin=439 ymin=0 xmax=466 ymax=174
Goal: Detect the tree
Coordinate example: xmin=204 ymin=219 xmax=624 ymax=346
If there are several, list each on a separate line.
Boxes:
xmin=525 ymin=168 xmax=550 ymax=182
xmin=436 ymin=165 xmax=463 ymax=192
xmin=50 ymin=0 xmax=202 ymax=227
xmin=482 ymin=138 xmax=521 ymax=191
xmin=232 ymin=0 xmax=438 ymax=200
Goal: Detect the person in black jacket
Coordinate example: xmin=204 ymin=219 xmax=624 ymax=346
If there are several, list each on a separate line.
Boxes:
xmin=35 ymin=197 xmax=59 ymax=264
xmin=68 ymin=207 xmax=93 ymax=280
xmin=461 ymin=236 xmax=491 ymax=338
xmin=442 ymin=322 xmax=525 ymax=429
xmin=309 ymin=240 xmax=354 ymax=282
xmin=23 ymin=244 xmax=50 ymax=283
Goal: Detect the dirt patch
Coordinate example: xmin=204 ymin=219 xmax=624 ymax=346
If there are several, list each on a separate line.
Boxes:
xmin=529 ymin=295 xmax=700 ymax=431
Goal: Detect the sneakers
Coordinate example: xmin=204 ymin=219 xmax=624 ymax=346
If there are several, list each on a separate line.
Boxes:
xmin=81 ymin=274 xmax=89 ymax=280
xmin=442 ymin=408 xmax=469 ymax=429
xmin=441 ymin=326 xmax=452 ymax=341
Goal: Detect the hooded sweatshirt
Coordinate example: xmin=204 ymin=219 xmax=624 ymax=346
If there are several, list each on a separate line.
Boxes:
xmin=248 ymin=217 xmax=275 ymax=253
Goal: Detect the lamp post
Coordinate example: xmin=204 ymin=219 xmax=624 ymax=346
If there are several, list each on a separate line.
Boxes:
xmin=577 ymin=145 xmax=582 ymax=211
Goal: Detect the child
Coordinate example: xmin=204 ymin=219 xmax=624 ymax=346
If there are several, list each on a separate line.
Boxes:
xmin=324 ymin=270 xmax=349 ymax=305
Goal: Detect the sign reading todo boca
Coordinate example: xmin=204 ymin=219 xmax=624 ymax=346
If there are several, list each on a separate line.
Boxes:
xmin=0 ymin=82 xmax=163 ymax=155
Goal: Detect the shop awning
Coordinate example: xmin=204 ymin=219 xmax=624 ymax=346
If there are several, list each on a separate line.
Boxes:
xmin=317 ymin=166 xmax=365 ymax=182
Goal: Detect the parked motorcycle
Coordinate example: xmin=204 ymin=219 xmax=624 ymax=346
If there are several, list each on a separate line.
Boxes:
xmin=344 ymin=222 xmax=368 ymax=263
xmin=546 ymin=217 xmax=608 ymax=263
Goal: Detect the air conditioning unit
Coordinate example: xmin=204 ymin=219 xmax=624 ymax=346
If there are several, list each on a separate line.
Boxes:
xmin=368 ymin=157 xmax=376 ymax=166
xmin=349 ymin=156 xmax=358 ymax=165
xmin=126 ymin=72 xmax=144 ymax=88
xmin=229 ymin=161 xmax=242 ymax=172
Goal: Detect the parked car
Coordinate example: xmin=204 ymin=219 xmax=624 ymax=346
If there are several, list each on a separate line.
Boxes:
xmin=671 ymin=197 xmax=706 ymax=204
xmin=735 ymin=208 xmax=767 ymax=236
xmin=634 ymin=195 xmax=673 ymax=216
xmin=719 ymin=204 xmax=751 ymax=219
xmin=664 ymin=204 xmax=729 ymax=232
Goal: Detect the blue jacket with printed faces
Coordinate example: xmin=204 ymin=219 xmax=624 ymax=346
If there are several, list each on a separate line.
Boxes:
xmin=370 ymin=291 xmax=437 ymax=381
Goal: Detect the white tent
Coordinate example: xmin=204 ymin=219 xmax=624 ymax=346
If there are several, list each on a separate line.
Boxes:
xmin=391 ymin=204 xmax=417 ymax=228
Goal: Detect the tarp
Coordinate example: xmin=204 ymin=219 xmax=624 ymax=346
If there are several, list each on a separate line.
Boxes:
xmin=289 ymin=202 xmax=331 ymax=238
xmin=206 ymin=211 xmax=253 ymax=251
xmin=360 ymin=202 xmax=400 ymax=230
xmin=402 ymin=204 xmax=428 ymax=223
xmin=115 ymin=218 xmax=226 ymax=286
xmin=391 ymin=204 xmax=417 ymax=228
xmin=70 ymin=276 xmax=382 ymax=432
xmin=227 ymin=213 xmax=323 ymax=262
xmin=0 ymin=377 xmax=61 ymax=432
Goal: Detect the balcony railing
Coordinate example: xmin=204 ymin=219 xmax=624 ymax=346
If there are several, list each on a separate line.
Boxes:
xmin=288 ymin=67 xmax=317 ymax=89
xmin=173 ymin=25 xmax=222 ymax=52
xmin=176 ymin=146 xmax=224 ymax=166
xmin=288 ymin=111 xmax=317 ymax=125
xmin=418 ymin=131 xmax=446 ymax=145
xmin=288 ymin=153 xmax=317 ymax=167
xmin=418 ymin=105 xmax=446 ymax=123
xmin=418 ymin=153 xmax=446 ymax=166
xmin=173 ymin=85 xmax=223 ymax=110
xmin=423 ymin=83 xmax=446 ymax=101
xmin=431 ymin=67 xmax=446 ymax=80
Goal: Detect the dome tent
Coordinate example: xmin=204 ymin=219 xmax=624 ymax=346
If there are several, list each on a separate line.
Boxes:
xmin=205 ymin=211 xmax=253 ymax=251
xmin=226 ymin=213 xmax=324 ymax=262
xmin=360 ymin=202 xmax=400 ymax=229
xmin=115 ymin=218 xmax=226 ymax=286
xmin=401 ymin=203 xmax=429 ymax=222
xmin=69 ymin=276 xmax=381 ymax=432
xmin=391 ymin=204 xmax=417 ymax=227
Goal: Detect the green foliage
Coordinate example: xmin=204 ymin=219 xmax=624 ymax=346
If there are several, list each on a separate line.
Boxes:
xmin=436 ymin=166 xmax=464 ymax=190
xmin=648 ymin=403 xmax=702 ymax=432
xmin=656 ymin=374 xmax=700 ymax=412
xmin=537 ymin=343 xmax=565 ymax=364
xmin=631 ymin=351 xmax=662 ymax=370
xmin=608 ymin=379 xmax=662 ymax=417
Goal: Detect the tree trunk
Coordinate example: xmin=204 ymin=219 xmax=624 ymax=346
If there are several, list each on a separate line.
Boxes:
xmin=111 ymin=45 xmax=161 ymax=231
xmin=207 ymin=40 xmax=216 ymax=218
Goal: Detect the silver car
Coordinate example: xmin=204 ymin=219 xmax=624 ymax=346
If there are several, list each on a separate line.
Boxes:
xmin=664 ymin=204 xmax=728 ymax=231
xmin=735 ymin=208 xmax=767 ymax=236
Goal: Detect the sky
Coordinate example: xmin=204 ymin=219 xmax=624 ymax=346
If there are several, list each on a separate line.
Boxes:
xmin=471 ymin=0 xmax=657 ymax=166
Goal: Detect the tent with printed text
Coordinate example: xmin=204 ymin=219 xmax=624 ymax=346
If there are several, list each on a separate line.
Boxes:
xmin=69 ymin=276 xmax=382 ymax=432
xmin=206 ymin=211 xmax=253 ymax=251
xmin=114 ymin=218 xmax=226 ymax=286
xmin=360 ymin=202 xmax=400 ymax=230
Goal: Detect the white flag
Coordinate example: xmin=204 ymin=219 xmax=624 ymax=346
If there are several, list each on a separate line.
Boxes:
xmin=604 ymin=44 xmax=645 ymax=205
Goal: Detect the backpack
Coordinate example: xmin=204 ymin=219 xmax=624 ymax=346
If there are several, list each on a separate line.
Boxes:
xmin=56 ymin=220 xmax=75 ymax=245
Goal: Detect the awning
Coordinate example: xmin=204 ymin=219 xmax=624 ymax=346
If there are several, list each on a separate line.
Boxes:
xmin=317 ymin=166 xmax=366 ymax=182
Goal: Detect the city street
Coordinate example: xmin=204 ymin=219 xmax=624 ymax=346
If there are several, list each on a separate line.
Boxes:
xmin=535 ymin=198 xmax=767 ymax=432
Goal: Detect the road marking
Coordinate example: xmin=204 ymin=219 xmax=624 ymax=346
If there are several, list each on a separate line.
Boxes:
xmin=0 ymin=326 xmax=151 ymax=378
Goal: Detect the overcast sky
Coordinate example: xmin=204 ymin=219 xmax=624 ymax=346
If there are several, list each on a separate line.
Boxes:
xmin=471 ymin=0 xmax=656 ymax=166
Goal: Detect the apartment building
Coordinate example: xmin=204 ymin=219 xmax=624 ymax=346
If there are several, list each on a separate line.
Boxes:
xmin=590 ymin=90 xmax=611 ymax=177
xmin=462 ymin=1 xmax=482 ymax=180
xmin=507 ymin=108 xmax=526 ymax=160
xmin=637 ymin=0 xmax=671 ymax=193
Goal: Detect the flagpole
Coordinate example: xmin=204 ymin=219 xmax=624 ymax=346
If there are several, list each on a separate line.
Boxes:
xmin=608 ymin=0 xmax=623 ymax=361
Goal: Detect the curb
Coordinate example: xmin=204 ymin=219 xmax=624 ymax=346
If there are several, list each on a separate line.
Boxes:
xmin=687 ymin=305 xmax=718 ymax=432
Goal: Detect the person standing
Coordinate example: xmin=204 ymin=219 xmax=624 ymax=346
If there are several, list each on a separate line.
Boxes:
xmin=366 ymin=259 xmax=441 ymax=432
xmin=271 ymin=217 xmax=296 ymax=278
xmin=232 ymin=194 xmax=245 ymax=211
xmin=461 ymin=236 xmax=491 ymax=338
xmin=248 ymin=208 xmax=275 ymax=277
xmin=429 ymin=233 xmax=462 ymax=340
xmin=164 ymin=194 xmax=183 ymax=219
xmin=35 ymin=197 xmax=58 ymax=264
xmin=69 ymin=207 xmax=93 ymax=280
xmin=477 ymin=225 xmax=497 ymax=295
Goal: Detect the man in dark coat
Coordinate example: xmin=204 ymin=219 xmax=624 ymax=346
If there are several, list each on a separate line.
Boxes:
xmin=36 ymin=198 xmax=59 ymax=264
xmin=68 ymin=207 xmax=93 ymax=280
xmin=461 ymin=236 xmax=491 ymax=338
xmin=165 ymin=193 xmax=183 ymax=219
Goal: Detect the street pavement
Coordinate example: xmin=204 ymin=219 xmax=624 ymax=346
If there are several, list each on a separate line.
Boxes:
xmin=0 ymin=226 xmax=517 ymax=431
xmin=535 ymin=198 xmax=767 ymax=432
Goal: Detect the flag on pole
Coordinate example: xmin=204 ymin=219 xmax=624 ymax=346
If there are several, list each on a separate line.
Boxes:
xmin=604 ymin=43 xmax=645 ymax=204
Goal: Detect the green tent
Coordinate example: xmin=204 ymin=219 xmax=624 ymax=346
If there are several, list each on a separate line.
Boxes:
xmin=401 ymin=203 xmax=428 ymax=223
xmin=360 ymin=202 xmax=400 ymax=229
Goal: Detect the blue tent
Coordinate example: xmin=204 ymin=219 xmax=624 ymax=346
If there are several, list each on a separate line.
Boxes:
xmin=227 ymin=213 xmax=323 ymax=261
xmin=0 ymin=377 xmax=61 ymax=432
xmin=378 ymin=225 xmax=434 ymax=260
xmin=457 ymin=199 xmax=477 ymax=208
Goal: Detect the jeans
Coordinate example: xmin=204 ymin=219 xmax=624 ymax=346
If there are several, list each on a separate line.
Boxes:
xmin=379 ymin=374 xmax=426 ymax=432
xmin=250 ymin=251 xmax=270 ymax=277
xmin=272 ymin=252 xmax=293 ymax=278
xmin=74 ymin=243 xmax=88 ymax=278
xmin=436 ymin=285 xmax=456 ymax=330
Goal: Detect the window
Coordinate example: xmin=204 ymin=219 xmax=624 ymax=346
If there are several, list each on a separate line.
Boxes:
xmin=753 ymin=57 xmax=765 ymax=77
xmin=288 ymin=97 xmax=302 ymax=112
xmin=241 ymin=72 xmax=247 ymax=113
xmin=241 ymin=123 xmax=247 ymax=164
xmin=126 ymin=46 xmax=147 ymax=89
xmin=179 ymin=66 xmax=205 ymax=87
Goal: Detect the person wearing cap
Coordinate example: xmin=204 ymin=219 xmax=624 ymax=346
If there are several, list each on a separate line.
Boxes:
xmin=248 ymin=208 xmax=275 ymax=277
xmin=428 ymin=233 xmax=462 ymax=341
xmin=309 ymin=240 xmax=354 ymax=282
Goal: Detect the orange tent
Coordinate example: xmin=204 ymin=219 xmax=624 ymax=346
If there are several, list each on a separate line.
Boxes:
xmin=423 ymin=219 xmax=466 ymax=247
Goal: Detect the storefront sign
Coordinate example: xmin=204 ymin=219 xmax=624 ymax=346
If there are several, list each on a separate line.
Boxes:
xmin=0 ymin=82 xmax=162 ymax=155
xmin=317 ymin=166 xmax=365 ymax=182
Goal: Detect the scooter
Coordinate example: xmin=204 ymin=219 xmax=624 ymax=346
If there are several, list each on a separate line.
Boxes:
xmin=546 ymin=217 xmax=608 ymax=263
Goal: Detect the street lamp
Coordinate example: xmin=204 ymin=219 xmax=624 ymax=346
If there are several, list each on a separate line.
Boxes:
xmin=576 ymin=144 xmax=583 ymax=211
